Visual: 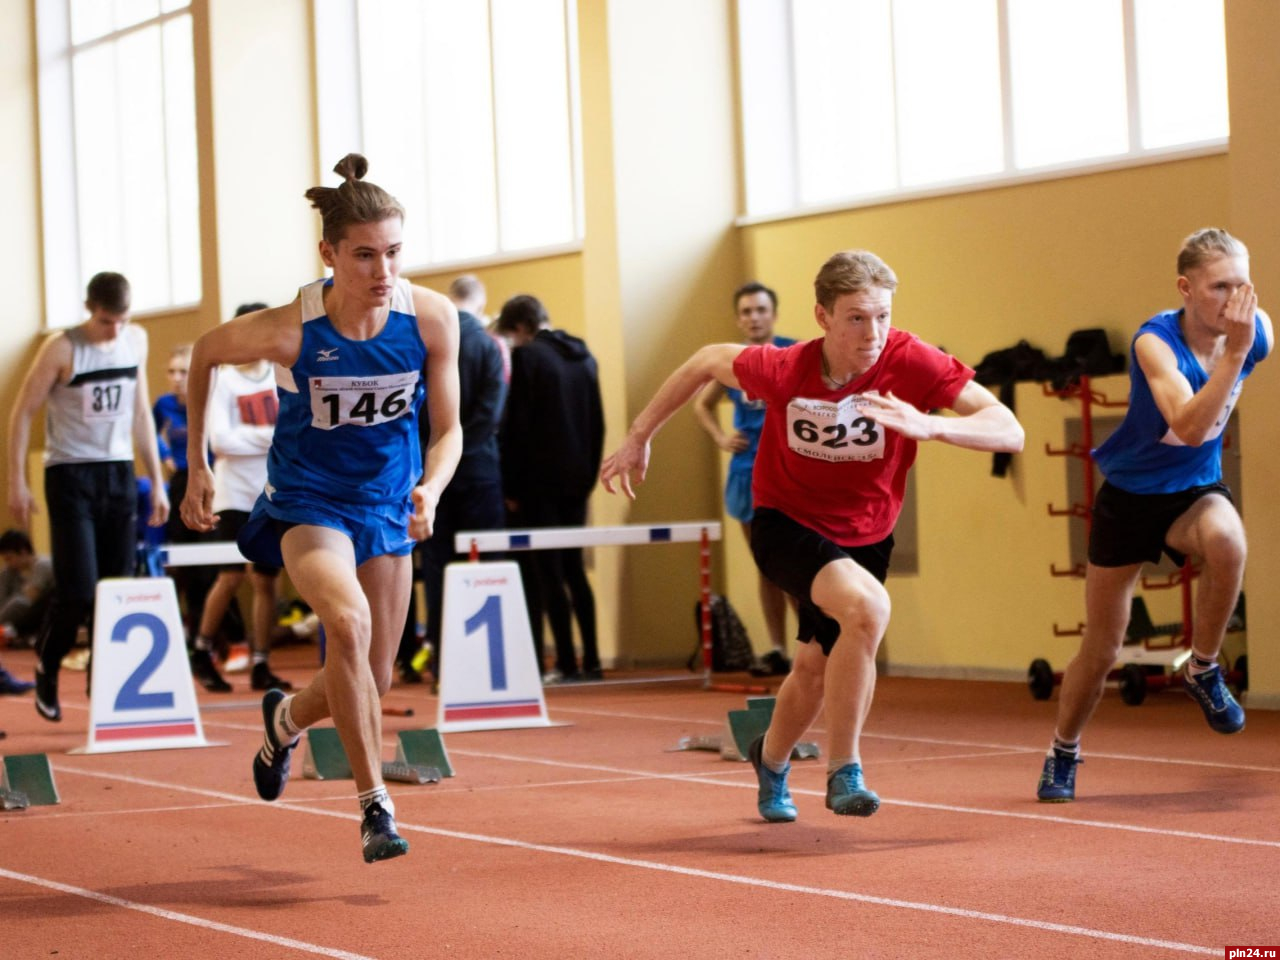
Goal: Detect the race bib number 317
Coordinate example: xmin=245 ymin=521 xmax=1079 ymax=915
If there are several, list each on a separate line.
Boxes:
xmin=786 ymin=395 xmax=884 ymax=462
xmin=309 ymin=371 xmax=419 ymax=430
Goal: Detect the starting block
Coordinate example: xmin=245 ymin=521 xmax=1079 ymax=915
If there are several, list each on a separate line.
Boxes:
xmin=302 ymin=728 xmax=352 ymax=781
xmin=302 ymin=727 xmax=451 ymax=783
xmin=1 ymin=753 xmax=60 ymax=806
xmin=394 ymin=729 xmax=454 ymax=778
xmin=670 ymin=698 xmax=820 ymax=762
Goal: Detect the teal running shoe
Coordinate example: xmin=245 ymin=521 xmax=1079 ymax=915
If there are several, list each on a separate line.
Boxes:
xmin=825 ymin=762 xmax=880 ymax=817
xmin=748 ymin=735 xmax=797 ymax=823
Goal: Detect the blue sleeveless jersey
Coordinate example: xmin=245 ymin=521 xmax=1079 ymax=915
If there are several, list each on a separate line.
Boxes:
xmin=266 ymin=278 xmax=426 ymax=507
xmin=1092 ymin=309 xmax=1268 ymax=494
xmin=726 ymin=335 xmax=796 ymax=475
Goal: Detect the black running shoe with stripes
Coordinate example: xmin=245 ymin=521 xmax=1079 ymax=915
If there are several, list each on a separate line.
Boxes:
xmin=252 ymin=689 xmax=298 ymax=801
xmin=361 ymin=802 xmax=410 ymax=863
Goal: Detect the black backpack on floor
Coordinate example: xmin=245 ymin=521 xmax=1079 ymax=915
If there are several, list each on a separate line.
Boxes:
xmin=688 ymin=594 xmax=756 ymax=672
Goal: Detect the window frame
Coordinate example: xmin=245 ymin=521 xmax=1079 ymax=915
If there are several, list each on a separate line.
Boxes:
xmin=35 ymin=0 xmax=202 ymax=329
xmin=313 ymin=0 xmax=585 ymax=274
xmin=735 ymin=0 xmax=1229 ymax=225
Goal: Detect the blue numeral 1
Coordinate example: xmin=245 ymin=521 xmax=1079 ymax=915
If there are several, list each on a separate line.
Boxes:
xmin=112 ymin=612 xmax=175 ymax=711
xmin=465 ymin=594 xmax=507 ymax=690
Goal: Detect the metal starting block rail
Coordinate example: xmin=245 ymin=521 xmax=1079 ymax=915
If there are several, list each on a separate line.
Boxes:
xmin=454 ymin=521 xmax=767 ymax=694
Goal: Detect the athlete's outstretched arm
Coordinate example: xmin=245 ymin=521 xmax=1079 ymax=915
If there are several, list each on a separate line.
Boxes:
xmin=601 ymin=343 xmax=744 ymax=499
xmin=858 ymin=380 xmax=1025 ymax=453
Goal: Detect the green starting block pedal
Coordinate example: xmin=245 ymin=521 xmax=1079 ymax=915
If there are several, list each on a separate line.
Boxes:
xmin=304 ymin=727 xmax=451 ymax=783
xmin=302 ymin=728 xmax=353 ymax=781
xmin=1 ymin=754 xmax=60 ymax=806
xmin=395 ymin=729 xmax=454 ymax=778
xmin=719 ymin=698 xmax=821 ymax=762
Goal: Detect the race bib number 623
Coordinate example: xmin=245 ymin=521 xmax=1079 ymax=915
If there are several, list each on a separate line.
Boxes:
xmin=309 ymin=371 xmax=419 ymax=430
xmin=786 ymin=395 xmax=884 ymax=462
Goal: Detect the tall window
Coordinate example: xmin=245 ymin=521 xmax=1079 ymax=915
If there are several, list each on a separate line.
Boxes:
xmin=314 ymin=0 xmax=583 ymax=270
xmin=738 ymin=0 xmax=1229 ymax=219
xmin=36 ymin=0 xmax=201 ymax=326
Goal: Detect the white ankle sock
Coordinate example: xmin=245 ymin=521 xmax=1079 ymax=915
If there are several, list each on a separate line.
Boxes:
xmin=273 ymin=695 xmax=301 ymax=744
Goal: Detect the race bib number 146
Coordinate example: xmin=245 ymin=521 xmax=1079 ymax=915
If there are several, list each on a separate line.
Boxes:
xmin=786 ymin=395 xmax=884 ymax=462
xmin=309 ymin=371 xmax=419 ymax=430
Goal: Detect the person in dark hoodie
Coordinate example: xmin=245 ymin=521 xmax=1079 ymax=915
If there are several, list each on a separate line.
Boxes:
xmin=494 ymin=295 xmax=605 ymax=683
xmin=400 ymin=275 xmax=508 ymax=683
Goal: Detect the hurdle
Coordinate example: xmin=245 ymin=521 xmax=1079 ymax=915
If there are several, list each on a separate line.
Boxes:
xmin=455 ymin=522 xmax=769 ymax=693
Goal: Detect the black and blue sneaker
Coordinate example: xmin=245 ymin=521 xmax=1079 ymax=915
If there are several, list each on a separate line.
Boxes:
xmin=1036 ymin=749 xmax=1081 ymax=802
xmin=748 ymin=735 xmax=797 ymax=822
xmin=1184 ymin=663 xmax=1245 ymax=734
xmin=826 ymin=762 xmax=880 ymax=817
xmin=361 ymin=802 xmax=410 ymax=863
xmin=252 ymin=689 xmax=298 ymax=801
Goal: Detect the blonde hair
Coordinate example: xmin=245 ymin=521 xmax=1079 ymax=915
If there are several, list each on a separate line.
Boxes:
xmin=304 ymin=154 xmax=405 ymax=246
xmin=1177 ymin=228 xmax=1248 ymax=276
xmin=814 ymin=250 xmax=898 ymax=311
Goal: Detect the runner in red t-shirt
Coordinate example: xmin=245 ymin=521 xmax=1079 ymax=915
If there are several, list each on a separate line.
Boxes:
xmin=601 ymin=250 xmax=1024 ymax=823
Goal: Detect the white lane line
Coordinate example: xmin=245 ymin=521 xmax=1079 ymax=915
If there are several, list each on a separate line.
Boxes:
xmin=446 ymin=749 xmax=1280 ymax=849
xmin=553 ymin=705 xmax=1280 ymax=773
xmin=28 ymin=764 xmax=1223 ymax=955
xmin=0 ymin=867 xmax=379 ymax=960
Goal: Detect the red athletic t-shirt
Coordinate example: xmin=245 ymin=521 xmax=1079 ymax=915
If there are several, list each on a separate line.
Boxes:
xmin=733 ymin=332 xmax=974 ymax=546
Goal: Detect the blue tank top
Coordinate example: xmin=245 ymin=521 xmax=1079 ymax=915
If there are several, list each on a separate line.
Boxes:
xmin=726 ymin=335 xmax=796 ymax=474
xmin=1092 ymin=309 xmax=1268 ymax=494
xmin=266 ymin=278 xmax=426 ymax=506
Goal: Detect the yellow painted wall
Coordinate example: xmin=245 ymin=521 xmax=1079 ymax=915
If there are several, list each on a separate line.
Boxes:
xmin=1227 ymin=0 xmax=1280 ymax=707
xmin=0 ymin=0 xmax=44 ymax=544
xmin=410 ymin=252 xmax=585 ymax=338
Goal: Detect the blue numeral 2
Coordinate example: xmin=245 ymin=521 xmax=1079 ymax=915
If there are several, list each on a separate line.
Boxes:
xmin=112 ymin=612 xmax=175 ymax=711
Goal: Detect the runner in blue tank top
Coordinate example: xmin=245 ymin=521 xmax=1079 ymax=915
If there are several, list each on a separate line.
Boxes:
xmin=1037 ymin=228 xmax=1273 ymax=804
xmin=181 ymin=154 xmax=462 ymax=862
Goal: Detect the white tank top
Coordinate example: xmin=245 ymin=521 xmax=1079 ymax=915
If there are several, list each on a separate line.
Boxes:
xmin=44 ymin=327 xmax=139 ymax=465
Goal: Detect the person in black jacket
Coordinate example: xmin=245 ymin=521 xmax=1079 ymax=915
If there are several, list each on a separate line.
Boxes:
xmin=400 ymin=275 xmax=508 ymax=683
xmin=495 ymin=295 xmax=605 ymax=683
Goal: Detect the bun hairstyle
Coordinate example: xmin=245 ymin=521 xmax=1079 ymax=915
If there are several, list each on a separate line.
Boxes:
xmin=304 ymin=153 xmax=405 ymax=246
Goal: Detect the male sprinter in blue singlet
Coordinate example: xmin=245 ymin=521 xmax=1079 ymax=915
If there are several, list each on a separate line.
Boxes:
xmin=182 ymin=154 xmax=462 ymax=862
xmin=1038 ymin=228 xmax=1272 ymax=802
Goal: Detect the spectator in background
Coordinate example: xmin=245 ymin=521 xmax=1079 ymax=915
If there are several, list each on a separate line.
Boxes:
xmin=495 ymin=294 xmax=605 ymax=684
xmin=0 ymin=529 xmax=53 ymax=695
xmin=189 ymin=303 xmax=292 ymax=694
xmin=155 ymin=343 xmax=216 ymax=640
xmin=693 ymin=282 xmax=797 ymax=676
xmin=399 ymin=276 xmax=507 ymax=684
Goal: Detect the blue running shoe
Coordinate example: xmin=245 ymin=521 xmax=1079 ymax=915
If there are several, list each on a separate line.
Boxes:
xmin=361 ymin=802 xmax=410 ymax=863
xmin=1184 ymin=664 xmax=1245 ymax=734
xmin=1036 ymin=750 xmax=1080 ymax=802
xmin=0 ymin=668 xmax=35 ymax=696
xmin=252 ymin=689 xmax=298 ymax=801
xmin=748 ymin=735 xmax=797 ymax=823
xmin=826 ymin=763 xmax=880 ymax=817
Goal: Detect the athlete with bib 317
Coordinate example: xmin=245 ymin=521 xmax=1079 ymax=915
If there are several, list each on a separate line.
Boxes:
xmin=181 ymin=154 xmax=461 ymax=862
xmin=601 ymin=250 xmax=1023 ymax=823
